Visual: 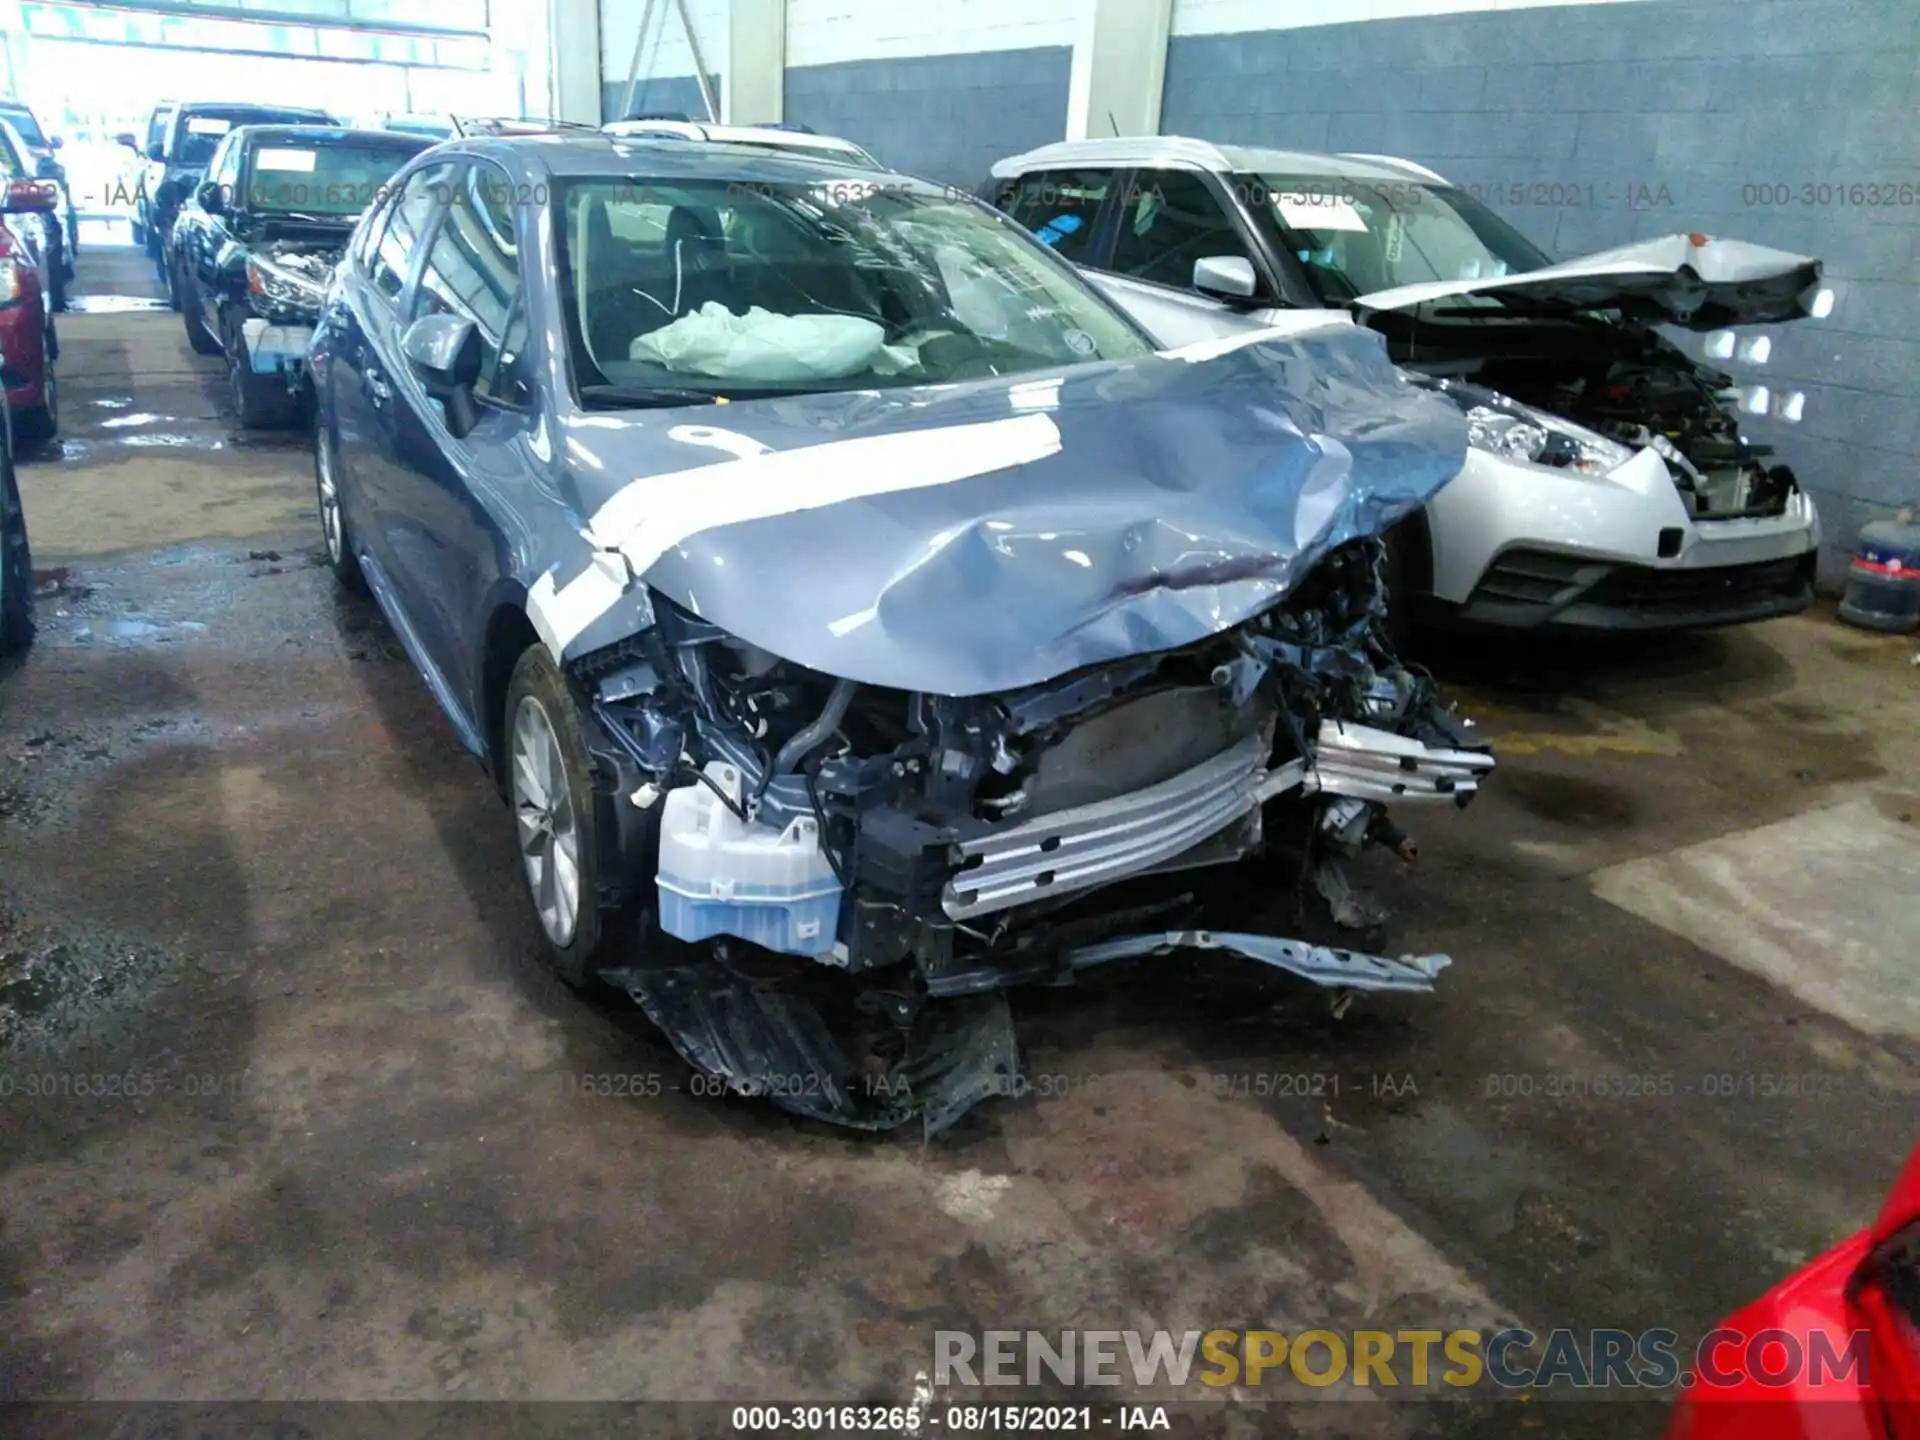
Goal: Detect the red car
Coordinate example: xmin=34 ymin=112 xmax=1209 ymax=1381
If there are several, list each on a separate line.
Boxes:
xmin=0 ymin=176 xmax=58 ymax=447
xmin=1669 ymin=1141 xmax=1920 ymax=1439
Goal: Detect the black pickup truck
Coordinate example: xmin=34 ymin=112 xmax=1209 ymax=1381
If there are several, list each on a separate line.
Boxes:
xmin=169 ymin=124 xmax=434 ymax=426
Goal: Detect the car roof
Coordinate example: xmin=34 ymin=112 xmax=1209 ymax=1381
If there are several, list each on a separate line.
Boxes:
xmin=236 ymin=124 xmax=431 ymax=148
xmin=602 ymin=119 xmax=874 ymax=159
xmin=990 ymin=135 xmax=1450 ymax=185
xmin=176 ymin=102 xmax=334 ymax=119
xmin=426 ymin=132 xmax=915 ymax=187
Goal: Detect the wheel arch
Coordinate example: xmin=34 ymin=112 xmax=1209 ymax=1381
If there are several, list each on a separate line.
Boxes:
xmin=480 ymin=598 xmax=543 ymax=791
xmin=1387 ymin=504 xmax=1435 ymax=600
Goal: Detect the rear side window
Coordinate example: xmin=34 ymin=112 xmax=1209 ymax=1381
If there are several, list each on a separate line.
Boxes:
xmin=1110 ymin=168 xmax=1252 ymax=290
xmin=998 ymin=169 xmax=1110 ymax=263
xmin=369 ymin=161 xmax=455 ymax=304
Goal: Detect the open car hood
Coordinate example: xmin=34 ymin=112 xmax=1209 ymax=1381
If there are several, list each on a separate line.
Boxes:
xmin=555 ymin=325 xmax=1468 ymax=696
xmin=1352 ymin=233 xmax=1823 ymax=330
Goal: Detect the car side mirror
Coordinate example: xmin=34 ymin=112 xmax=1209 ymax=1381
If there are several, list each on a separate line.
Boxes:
xmin=147 ymin=143 xmax=165 ymax=163
xmin=114 ymin=131 xmax=138 ymax=151
xmin=1193 ymin=255 xmax=1259 ymax=303
xmin=402 ymin=313 xmax=483 ymax=438
xmin=196 ymin=181 xmax=225 ymax=215
xmin=48 ymin=137 xmax=63 ymax=151
xmin=2 ymin=180 xmax=59 ymax=215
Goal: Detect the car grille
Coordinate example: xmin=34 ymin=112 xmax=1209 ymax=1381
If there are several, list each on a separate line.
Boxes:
xmin=1582 ymin=555 xmax=1809 ymax=615
xmin=1470 ymin=548 xmax=1810 ymax=619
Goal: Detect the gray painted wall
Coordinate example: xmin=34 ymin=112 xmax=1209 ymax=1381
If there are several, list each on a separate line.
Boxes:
xmin=785 ymin=46 xmax=1072 ymax=189
xmin=602 ymin=74 xmax=718 ymax=123
xmin=1162 ymin=0 xmax=1920 ymax=582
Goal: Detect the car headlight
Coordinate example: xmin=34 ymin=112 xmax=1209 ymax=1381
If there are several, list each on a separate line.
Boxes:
xmin=246 ymin=255 xmax=329 ymax=312
xmin=0 ymin=260 xmax=22 ymax=306
xmin=1421 ymin=377 xmax=1634 ymax=475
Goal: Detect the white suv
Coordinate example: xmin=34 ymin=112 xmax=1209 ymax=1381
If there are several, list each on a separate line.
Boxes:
xmin=987 ymin=137 xmax=1823 ymax=634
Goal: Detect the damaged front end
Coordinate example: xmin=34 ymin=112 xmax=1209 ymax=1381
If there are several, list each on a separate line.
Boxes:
xmin=572 ymin=539 xmax=1491 ymax=1134
xmin=241 ymin=242 xmax=341 ymax=378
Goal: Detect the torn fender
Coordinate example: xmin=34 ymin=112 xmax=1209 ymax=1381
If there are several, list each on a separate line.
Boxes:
xmin=549 ymin=325 xmax=1467 ymax=695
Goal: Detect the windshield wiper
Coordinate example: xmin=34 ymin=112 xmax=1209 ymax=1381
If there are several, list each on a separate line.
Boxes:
xmin=579 ymin=384 xmax=725 ymax=409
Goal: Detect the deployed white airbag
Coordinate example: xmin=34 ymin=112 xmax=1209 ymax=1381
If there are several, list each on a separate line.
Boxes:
xmin=630 ymin=302 xmax=887 ymax=382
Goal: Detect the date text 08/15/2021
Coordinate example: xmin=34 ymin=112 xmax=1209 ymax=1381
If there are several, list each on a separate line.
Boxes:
xmin=729 ymin=1405 xmax=1169 ymax=1432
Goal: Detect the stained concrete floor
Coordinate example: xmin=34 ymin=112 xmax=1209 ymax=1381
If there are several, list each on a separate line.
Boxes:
xmin=1 ymin=245 xmax=1916 ymax=1437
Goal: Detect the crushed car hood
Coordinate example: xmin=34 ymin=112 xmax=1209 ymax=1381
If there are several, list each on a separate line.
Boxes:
xmin=555 ymin=324 xmax=1467 ymax=696
xmin=1352 ymin=233 xmax=1823 ymax=330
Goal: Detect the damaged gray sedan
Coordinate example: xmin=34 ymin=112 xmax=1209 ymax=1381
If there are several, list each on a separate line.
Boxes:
xmin=309 ymin=134 xmax=1493 ymax=1132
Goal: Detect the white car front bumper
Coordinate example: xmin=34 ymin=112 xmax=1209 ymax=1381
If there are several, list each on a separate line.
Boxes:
xmin=1426 ymin=447 xmax=1820 ymax=631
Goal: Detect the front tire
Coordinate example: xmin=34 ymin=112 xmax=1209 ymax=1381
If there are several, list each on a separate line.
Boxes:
xmin=45 ymin=238 xmax=66 ymax=313
xmin=226 ymin=311 xmax=298 ymax=429
xmin=14 ymin=358 xmax=58 ymax=450
xmin=180 ymin=262 xmax=221 ymax=355
xmin=0 ymin=448 xmax=33 ymax=658
xmin=505 ymin=645 xmax=620 ymax=990
xmin=314 ymin=420 xmax=366 ymax=596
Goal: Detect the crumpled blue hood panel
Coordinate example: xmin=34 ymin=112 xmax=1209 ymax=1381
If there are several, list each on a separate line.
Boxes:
xmin=563 ymin=325 xmax=1466 ymax=697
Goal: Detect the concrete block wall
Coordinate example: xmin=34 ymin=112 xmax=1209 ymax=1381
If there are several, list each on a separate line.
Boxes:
xmin=1162 ymin=0 xmax=1920 ymax=583
xmin=783 ymin=0 xmax=1081 ymax=186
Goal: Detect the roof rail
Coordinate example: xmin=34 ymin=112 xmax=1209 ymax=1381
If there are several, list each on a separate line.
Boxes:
xmin=1336 ymin=152 xmax=1448 ymax=183
xmin=450 ymin=115 xmax=602 ymax=138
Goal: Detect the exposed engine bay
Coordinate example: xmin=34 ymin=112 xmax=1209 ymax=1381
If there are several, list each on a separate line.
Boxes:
xmin=247 ymin=239 xmax=344 ymax=324
xmin=1389 ymin=314 xmax=1800 ymax=522
xmin=569 ymin=537 xmax=1493 ymax=1133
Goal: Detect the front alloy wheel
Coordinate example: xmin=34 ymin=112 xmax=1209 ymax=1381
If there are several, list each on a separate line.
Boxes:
xmin=502 ymin=644 xmax=617 ymax=990
xmin=512 ymin=694 xmax=582 ymax=949
xmin=315 ymin=423 xmax=365 ymax=594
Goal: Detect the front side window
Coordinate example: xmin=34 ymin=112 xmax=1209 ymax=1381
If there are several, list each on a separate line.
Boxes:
xmin=556 ymin=176 xmax=1151 ymax=404
xmin=1110 ymin=168 xmax=1251 ymax=290
xmin=1241 ymin=173 xmax=1552 ymax=303
xmin=245 ymin=141 xmax=426 ymax=218
xmin=413 ymin=164 xmax=529 ymax=407
xmin=147 ymin=107 xmax=173 ymax=156
xmin=997 ymin=169 xmax=1111 ymax=263
xmin=369 ymin=161 xmax=455 ymax=303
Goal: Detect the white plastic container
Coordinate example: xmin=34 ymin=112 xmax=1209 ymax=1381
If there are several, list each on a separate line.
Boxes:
xmin=656 ymin=762 xmax=844 ymax=957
